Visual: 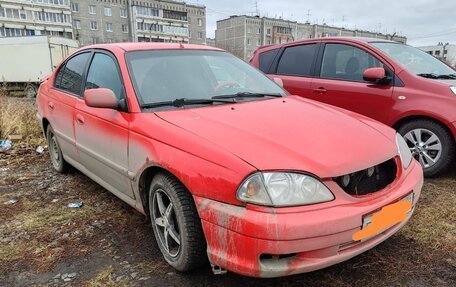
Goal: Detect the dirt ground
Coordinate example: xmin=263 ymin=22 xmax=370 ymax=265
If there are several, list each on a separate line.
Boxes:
xmin=1 ymin=144 xmax=455 ymax=287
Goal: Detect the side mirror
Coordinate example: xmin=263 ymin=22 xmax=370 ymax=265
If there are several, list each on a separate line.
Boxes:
xmin=273 ymin=77 xmax=284 ymax=88
xmin=84 ymin=88 xmax=118 ymax=109
xmin=363 ymin=67 xmax=388 ymax=83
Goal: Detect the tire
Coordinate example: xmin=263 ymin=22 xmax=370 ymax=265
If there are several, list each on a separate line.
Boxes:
xmin=46 ymin=125 xmax=70 ymax=173
xmin=25 ymin=84 xmax=37 ymax=98
xmin=148 ymin=173 xmax=207 ymax=271
xmin=398 ymin=119 xmax=455 ymax=177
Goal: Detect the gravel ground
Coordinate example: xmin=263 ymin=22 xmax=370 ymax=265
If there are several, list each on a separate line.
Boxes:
xmin=1 ymin=146 xmax=455 ymax=287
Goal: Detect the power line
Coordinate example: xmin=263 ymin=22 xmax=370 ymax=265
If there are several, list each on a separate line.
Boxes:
xmin=409 ymin=28 xmax=456 ymax=40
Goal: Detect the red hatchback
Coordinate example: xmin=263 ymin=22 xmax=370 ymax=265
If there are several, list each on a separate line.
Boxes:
xmin=37 ymin=43 xmax=423 ymax=278
xmin=251 ymin=37 xmax=456 ymax=176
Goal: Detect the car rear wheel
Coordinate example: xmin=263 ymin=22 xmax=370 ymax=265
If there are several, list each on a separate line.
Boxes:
xmin=46 ymin=125 xmax=70 ymax=173
xmin=148 ymin=173 xmax=207 ymax=271
xmin=398 ymin=120 xmax=455 ymax=177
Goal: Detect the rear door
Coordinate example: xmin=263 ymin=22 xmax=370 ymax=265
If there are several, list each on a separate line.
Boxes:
xmin=74 ymin=51 xmax=134 ymax=198
xmin=48 ymin=52 xmax=91 ymax=164
xmin=309 ymin=43 xmax=394 ymax=123
xmin=270 ymin=43 xmax=320 ymax=97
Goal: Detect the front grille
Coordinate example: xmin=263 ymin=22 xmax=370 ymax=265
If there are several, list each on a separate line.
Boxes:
xmin=334 ymin=158 xmax=397 ymax=196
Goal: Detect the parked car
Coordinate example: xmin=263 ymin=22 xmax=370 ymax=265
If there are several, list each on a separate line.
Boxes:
xmin=250 ymin=37 xmax=456 ymax=177
xmin=36 ymin=43 xmax=423 ymax=278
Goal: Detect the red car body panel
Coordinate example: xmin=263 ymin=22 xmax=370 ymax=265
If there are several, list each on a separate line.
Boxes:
xmin=36 ymin=43 xmax=424 ymax=278
xmin=251 ymin=38 xmax=456 ymax=139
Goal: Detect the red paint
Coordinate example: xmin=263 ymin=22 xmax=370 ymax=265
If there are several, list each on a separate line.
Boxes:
xmin=37 ymin=43 xmax=424 ymax=277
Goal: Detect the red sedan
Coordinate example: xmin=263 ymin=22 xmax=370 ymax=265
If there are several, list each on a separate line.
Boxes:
xmin=36 ymin=43 xmax=423 ymax=278
xmin=250 ymin=37 xmax=456 ymax=177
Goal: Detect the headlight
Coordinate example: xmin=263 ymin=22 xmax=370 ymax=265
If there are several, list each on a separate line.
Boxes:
xmin=450 ymin=86 xmax=456 ymax=96
xmin=237 ymin=172 xmax=334 ymax=207
xmin=396 ymin=133 xmax=413 ymax=169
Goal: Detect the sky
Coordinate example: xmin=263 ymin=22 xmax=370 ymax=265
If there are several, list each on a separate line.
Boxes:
xmin=198 ymin=0 xmax=455 ymax=47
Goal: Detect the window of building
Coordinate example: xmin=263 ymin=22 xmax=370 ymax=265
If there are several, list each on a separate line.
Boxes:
xmin=92 ymin=37 xmax=99 ymax=44
xmin=90 ymin=21 xmax=98 ymax=30
xmin=247 ymin=27 xmax=251 ymax=33
xmin=276 ymin=44 xmax=318 ymax=77
xmin=73 ymin=20 xmax=81 ymax=30
xmin=89 ymin=5 xmax=96 ymax=15
xmin=106 ymin=23 xmax=113 ymax=32
xmin=247 ymin=38 xmax=251 ymax=45
xmin=320 ymin=43 xmax=383 ymax=82
xmin=197 ymin=32 xmax=203 ymax=39
xmin=257 ymin=39 xmax=260 ymax=46
xmin=120 ymin=8 xmax=127 ymax=18
xmin=71 ymin=3 xmax=79 ymax=12
xmin=122 ymin=24 xmax=129 ymax=33
xmin=85 ymin=53 xmax=123 ymax=100
xmin=435 ymin=50 xmax=440 ymax=56
xmin=257 ymin=28 xmax=261 ymax=34
xmin=197 ymin=18 xmax=202 ymax=27
xmin=55 ymin=52 xmax=91 ymax=96
xmin=104 ymin=7 xmax=112 ymax=17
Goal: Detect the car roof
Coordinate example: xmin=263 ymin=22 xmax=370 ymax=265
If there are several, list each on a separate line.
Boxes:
xmin=256 ymin=36 xmax=401 ymax=52
xmin=80 ymin=42 xmax=225 ymax=52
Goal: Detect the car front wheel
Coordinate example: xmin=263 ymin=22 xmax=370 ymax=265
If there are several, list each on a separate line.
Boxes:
xmin=148 ymin=173 xmax=207 ymax=271
xmin=398 ymin=119 xmax=455 ymax=177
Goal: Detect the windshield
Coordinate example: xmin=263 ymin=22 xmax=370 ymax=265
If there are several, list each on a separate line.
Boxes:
xmin=125 ymin=50 xmax=286 ymax=107
xmin=372 ymin=42 xmax=456 ymax=77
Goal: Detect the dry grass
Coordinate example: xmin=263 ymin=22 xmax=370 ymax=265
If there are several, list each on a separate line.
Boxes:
xmin=0 ymin=95 xmax=44 ymax=144
xmin=401 ymin=175 xmax=456 ymax=252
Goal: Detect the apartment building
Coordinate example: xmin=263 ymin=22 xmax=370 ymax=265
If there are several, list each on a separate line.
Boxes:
xmin=0 ymin=0 xmax=73 ymax=39
xmin=0 ymin=0 xmax=206 ymax=46
xmin=130 ymin=0 xmax=206 ymax=44
xmin=216 ymin=15 xmax=407 ymax=60
xmin=419 ymin=42 xmax=456 ymax=67
xmin=70 ymin=0 xmax=130 ymax=45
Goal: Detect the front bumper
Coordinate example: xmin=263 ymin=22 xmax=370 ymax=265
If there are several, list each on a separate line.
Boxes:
xmin=195 ymin=160 xmax=423 ymax=278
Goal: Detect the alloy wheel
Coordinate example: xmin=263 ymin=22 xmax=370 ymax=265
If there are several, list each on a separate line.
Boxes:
xmin=152 ymin=189 xmax=181 ymax=258
xmin=404 ymin=128 xmax=442 ymax=168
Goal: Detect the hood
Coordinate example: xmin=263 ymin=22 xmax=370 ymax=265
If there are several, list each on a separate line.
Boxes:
xmin=436 ymin=79 xmax=456 ymax=86
xmin=155 ymin=96 xmax=398 ymax=178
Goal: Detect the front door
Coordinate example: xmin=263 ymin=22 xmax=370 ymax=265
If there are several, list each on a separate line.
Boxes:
xmin=74 ymin=51 xmax=133 ymax=198
xmin=310 ymin=43 xmax=394 ymax=123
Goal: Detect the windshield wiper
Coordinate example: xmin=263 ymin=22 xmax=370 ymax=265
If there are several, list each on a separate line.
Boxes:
xmin=212 ymin=92 xmax=283 ymax=100
xmin=141 ymin=98 xmax=235 ymax=109
xmin=417 ymin=73 xmax=456 ymax=79
xmin=417 ymin=73 xmax=439 ymax=79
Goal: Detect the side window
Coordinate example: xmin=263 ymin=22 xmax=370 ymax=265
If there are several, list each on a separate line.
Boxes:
xmin=320 ymin=44 xmax=383 ymax=82
xmin=85 ymin=53 xmax=123 ymax=99
xmin=258 ymin=48 xmax=279 ymax=73
xmin=57 ymin=52 xmax=91 ymax=95
xmin=276 ymin=44 xmax=317 ymax=77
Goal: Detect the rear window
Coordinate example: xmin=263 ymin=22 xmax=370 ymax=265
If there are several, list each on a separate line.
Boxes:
xmin=276 ymin=44 xmax=317 ymax=77
xmin=258 ymin=48 xmax=279 ymax=73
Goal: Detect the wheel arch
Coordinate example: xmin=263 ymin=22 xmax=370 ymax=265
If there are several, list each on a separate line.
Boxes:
xmin=137 ymin=165 xmax=190 ymax=217
xmin=392 ymin=114 xmax=454 ymax=138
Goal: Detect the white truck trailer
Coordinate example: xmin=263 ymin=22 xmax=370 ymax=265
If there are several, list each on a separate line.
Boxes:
xmin=0 ymin=36 xmax=79 ymax=97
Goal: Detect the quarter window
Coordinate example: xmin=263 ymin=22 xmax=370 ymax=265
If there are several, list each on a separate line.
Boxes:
xmin=55 ymin=52 xmax=90 ymax=95
xmin=85 ymin=53 xmax=123 ymax=100
xmin=276 ymin=44 xmax=317 ymax=76
xmin=320 ymin=43 xmax=383 ymax=82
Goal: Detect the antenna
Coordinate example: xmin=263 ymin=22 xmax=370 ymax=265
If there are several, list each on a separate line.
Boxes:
xmin=254 ymin=0 xmax=259 ymax=16
xmin=306 ymin=10 xmax=311 ymax=23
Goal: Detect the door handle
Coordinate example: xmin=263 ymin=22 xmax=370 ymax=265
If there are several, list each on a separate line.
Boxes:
xmin=48 ymin=102 xmax=55 ymax=110
xmin=75 ymin=114 xmax=85 ymax=125
xmin=313 ymin=87 xmax=327 ymax=94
